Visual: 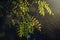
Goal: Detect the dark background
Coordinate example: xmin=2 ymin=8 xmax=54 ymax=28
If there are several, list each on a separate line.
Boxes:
xmin=0 ymin=0 xmax=60 ymax=40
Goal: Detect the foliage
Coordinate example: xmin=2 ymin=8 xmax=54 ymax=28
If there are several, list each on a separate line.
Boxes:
xmin=0 ymin=0 xmax=54 ymax=39
xmin=17 ymin=13 xmax=41 ymax=38
xmin=38 ymin=0 xmax=54 ymax=16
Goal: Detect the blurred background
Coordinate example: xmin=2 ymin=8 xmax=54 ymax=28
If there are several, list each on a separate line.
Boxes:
xmin=0 ymin=0 xmax=60 ymax=40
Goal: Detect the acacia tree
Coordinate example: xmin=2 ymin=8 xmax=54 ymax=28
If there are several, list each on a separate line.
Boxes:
xmin=0 ymin=0 xmax=54 ymax=40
